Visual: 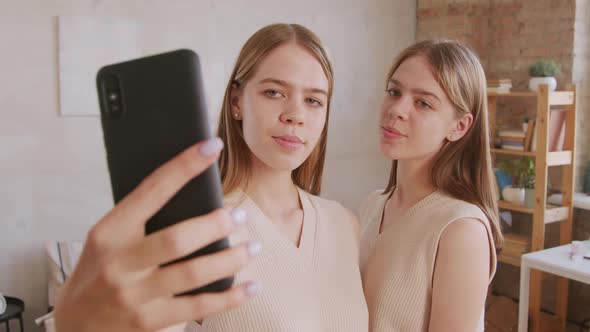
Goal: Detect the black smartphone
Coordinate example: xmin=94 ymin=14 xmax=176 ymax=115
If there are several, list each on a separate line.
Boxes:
xmin=96 ymin=49 xmax=233 ymax=295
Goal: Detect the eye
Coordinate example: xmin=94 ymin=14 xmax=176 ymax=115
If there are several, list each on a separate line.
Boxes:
xmin=386 ymin=88 xmax=401 ymax=97
xmin=305 ymin=98 xmax=323 ymax=107
xmin=264 ymin=89 xmax=283 ymax=98
xmin=416 ymin=100 xmax=433 ymax=110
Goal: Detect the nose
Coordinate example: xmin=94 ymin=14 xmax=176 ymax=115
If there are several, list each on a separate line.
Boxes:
xmin=385 ymin=96 xmax=410 ymax=121
xmin=280 ymin=98 xmax=305 ymax=126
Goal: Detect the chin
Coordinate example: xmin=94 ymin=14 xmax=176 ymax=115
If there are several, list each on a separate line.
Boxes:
xmin=256 ymin=152 xmax=307 ymax=172
xmin=380 ymin=142 xmax=401 ymax=159
xmin=268 ymin=160 xmax=305 ymax=172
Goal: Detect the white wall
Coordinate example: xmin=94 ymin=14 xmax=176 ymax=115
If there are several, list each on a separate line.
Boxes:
xmin=0 ymin=1 xmax=416 ymax=330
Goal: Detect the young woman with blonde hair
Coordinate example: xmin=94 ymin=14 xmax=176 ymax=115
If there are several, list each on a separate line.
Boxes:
xmin=360 ymin=39 xmax=503 ymax=332
xmin=185 ymin=23 xmax=368 ymax=331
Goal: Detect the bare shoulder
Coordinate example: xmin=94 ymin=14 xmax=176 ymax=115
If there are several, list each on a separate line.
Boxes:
xmin=439 ymin=218 xmax=489 ymax=256
xmin=429 ymin=218 xmax=492 ymax=331
xmin=437 ymin=218 xmax=491 ymax=281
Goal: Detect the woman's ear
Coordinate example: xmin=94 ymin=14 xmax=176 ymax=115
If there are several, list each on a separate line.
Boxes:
xmin=230 ymin=82 xmax=242 ymax=120
xmin=447 ymin=113 xmax=473 ymax=141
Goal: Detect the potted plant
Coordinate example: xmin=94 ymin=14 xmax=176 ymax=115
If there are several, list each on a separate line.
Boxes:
xmin=519 ymin=158 xmax=536 ymax=208
xmin=497 ymin=157 xmax=536 ymax=207
xmin=528 ymin=59 xmax=561 ymax=92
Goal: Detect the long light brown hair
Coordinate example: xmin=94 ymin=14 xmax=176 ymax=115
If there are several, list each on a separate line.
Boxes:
xmin=383 ymin=39 xmax=503 ymax=248
xmin=217 ymin=23 xmax=333 ymax=196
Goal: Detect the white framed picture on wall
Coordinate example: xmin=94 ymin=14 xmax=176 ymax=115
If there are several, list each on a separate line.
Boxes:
xmin=58 ymin=15 xmax=142 ymax=116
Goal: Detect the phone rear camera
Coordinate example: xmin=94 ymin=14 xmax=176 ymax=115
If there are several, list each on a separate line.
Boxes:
xmin=101 ymin=75 xmax=124 ymax=118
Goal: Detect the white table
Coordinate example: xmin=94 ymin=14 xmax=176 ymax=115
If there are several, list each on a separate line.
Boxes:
xmin=518 ymin=240 xmax=590 ymax=331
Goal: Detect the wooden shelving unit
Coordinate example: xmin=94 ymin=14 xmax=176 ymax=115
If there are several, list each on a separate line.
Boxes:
xmin=488 ymin=84 xmax=577 ymax=332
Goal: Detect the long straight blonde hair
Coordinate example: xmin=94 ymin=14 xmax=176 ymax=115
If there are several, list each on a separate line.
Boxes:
xmin=217 ymin=23 xmax=333 ymax=196
xmin=383 ymin=39 xmax=503 ymax=248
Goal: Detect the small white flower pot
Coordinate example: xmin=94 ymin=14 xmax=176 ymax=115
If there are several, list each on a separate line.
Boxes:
xmin=529 ymin=77 xmax=557 ymax=92
xmin=502 ymin=186 xmax=525 ymax=205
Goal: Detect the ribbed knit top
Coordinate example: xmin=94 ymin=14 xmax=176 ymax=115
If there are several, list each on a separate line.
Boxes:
xmin=186 ymin=187 xmax=369 ymax=332
xmin=359 ymin=190 xmax=496 ymax=332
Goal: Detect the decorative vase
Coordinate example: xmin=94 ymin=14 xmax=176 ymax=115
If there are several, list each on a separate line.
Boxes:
xmin=529 ymin=77 xmax=557 ymax=92
xmin=502 ymin=186 xmax=525 ymax=205
xmin=524 ymin=188 xmax=535 ymax=208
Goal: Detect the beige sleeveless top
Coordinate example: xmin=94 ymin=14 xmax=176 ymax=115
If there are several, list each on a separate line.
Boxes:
xmin=360 ymin=190 xmax=497 ymax=332
xmin=186 ymin=188 xmax=368 ymax=332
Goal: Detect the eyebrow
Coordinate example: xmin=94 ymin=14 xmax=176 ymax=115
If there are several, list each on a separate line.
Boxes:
xmin=258 ymin=78 xmax=328 ymax=96
xmin=389 ymin=79 xmax=441 ymax=102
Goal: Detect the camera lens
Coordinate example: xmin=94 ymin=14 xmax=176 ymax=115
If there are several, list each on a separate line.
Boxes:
xmin=101 ymin=75 xmax=124 ymax=118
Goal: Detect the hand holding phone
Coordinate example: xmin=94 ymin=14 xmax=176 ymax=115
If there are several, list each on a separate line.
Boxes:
xmin=53 ymin=140 xmax=261 ymax=332
xmin=97 ymin=49 xmax=233 ymax=294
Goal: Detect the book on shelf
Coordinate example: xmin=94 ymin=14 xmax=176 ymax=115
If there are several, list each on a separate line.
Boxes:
xmin=487 ymin=79 xmax=512 ymax=87
xmin=504 ymin=233 xmax=529 ymax=244
xmin=498 ymin=129 xmax=526 ymax=138
xmin=524 ymin=120 xmax=536 ymax=151
xmin=487 ymin=78 xmax=512 ymax=85
xmin=548 ymin=109 xmax=566 ymax=151
xmin=526 ymin=111 xmax=565 ymax=152
xmin=488 ymin=87 xmax=512 ymax=94
xmin=501 ymin=136 xmax=525 ymax=143
xmin=531 ymin=121 xmax=538 ymax=152
xmin=487 ymin=78 xmax=512 ymax=94
xmin=501 ymin=141 xmax=524 ymax=147
xmin=501 ymin=144 xmax=525 ymax=151
xmin=502 ymin=234 xmax=530 ymax=255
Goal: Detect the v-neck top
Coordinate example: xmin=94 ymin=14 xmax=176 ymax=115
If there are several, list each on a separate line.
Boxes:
xmin=186 ymin=188 xmax=369 ymax=332
xmin=359 ymin=190 xmax=497 ymax=332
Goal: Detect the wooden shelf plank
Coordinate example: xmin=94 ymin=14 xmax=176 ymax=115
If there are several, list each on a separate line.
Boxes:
xmin=491 ymin=149 xmax=572 ymax=166
xmin=487 ymin=90 xmax=574 ymax=106
xmin=548 ymin=91 xmax=575 ymax=106
xmin=487 ymin=91 xmax=537 ymax=97
xmin=491 ymin=148 xmax=536 ymax=157
xmin=497 ymin=201 xmax=569 ymax=222
xmin=546 ymin=151 xmax=572 ymax=166
xmin=498 ymin=200 xmax=533 ymax=213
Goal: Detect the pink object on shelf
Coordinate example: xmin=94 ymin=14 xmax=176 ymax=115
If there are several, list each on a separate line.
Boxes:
xmin=548 ymin=109 xmax=565 ymax=151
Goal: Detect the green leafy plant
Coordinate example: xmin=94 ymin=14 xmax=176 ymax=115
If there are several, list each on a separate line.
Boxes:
xmin=497 ymin=157 xmax=535 ymax=189
xmin=528 ymin=59 xmax=561 ymax=77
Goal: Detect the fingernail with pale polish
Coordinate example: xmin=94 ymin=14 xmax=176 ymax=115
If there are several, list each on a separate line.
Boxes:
xmin=199 ymin=137 xmax=223 ymax=157
xmin=231 ymin=208 xmax=247 ymax=225
xmin=247 ymin=241 xmax=262 ymax=257
xmin=245 ymin=281 xmax=263 ymax=298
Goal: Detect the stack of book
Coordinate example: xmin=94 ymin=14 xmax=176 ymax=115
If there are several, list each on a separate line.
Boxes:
xmin=502 ymin=233 xmax=530 ymax=258
xmin=487 ymin=79 xmax=512 ymax=94
xmin=497 ymin=120 xmax=537 ymax=152
xmin=498 ymin=129 xmax=526 ymax=151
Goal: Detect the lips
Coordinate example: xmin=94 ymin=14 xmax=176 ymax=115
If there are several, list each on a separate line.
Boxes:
xmin=381 ymin=126 xmax=407 ymax=140
xmin=272 ymin=135 xmax=305 ymax=150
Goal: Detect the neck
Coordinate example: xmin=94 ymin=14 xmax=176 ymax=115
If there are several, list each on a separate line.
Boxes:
xmin=243 ymin=154 xmax=301 ymax=215
xmin=393 ymin=156 xmax=437 ymax=207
